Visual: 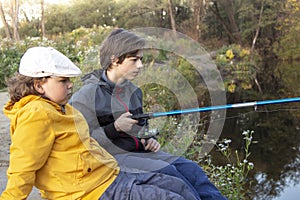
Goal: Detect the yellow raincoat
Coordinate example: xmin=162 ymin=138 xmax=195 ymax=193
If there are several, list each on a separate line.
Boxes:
xmin=0 ymin=95 xmax=119 ymax=200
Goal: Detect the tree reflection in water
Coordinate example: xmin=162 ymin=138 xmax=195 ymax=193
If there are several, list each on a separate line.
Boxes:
xmin=213 ymin=104 xmax=300 ymax=199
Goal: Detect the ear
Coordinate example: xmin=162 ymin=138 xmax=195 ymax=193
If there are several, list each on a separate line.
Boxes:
xmin=111 ymin=55 xmax=119 ymax=66
xmin=33 ymin=80 xmax=45 ymax=94
xmin=111 ymin=60 xmax=119 ymax=67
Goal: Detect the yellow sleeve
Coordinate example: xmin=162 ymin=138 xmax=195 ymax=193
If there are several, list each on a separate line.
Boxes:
xmin=0 ymin=107 xmax=55 ymax=199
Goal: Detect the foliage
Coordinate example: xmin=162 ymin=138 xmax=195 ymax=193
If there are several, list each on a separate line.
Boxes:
xmin=153 ymin=116 xmax=247 ymax=198
xmin=135 ymin=52 xmax=208 ymax=113
xmin=278 ymin=61 xmax=300 ymax=95
xmin=0 ymin=37 xmax=57 ymax=88
xmin=154 ymin=116 xmax=201 ymax=156
xmin=43 ymin=4 xmax=74 ymax=35
xmin=0 ymin=26 xmax=113 ymax=90
xmin=215 ymin=44 xmax=257 ymax=93
xmin=199 ymin=130 xmax=254 ymax=199
xmin=0 ymin=41 xmax=22 ymax=89
xmin=114 ymin=0 xmax=164 ymax=28
xmin=154 ymin=111 xmax=255 ymax=199
xmin=0 ymin=0 xmax=296 ymax=54
xmin=70 ymin=0 xmax=117 ymax=28
xmin=19 ymin=18 xmax=41 ymax=38
xmin=273 ymin=0 xmax=300 ymax=60
xmin=0 ymin=1 xmax=298 ymax=198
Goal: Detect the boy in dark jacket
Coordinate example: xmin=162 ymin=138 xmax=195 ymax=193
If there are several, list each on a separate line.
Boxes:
xmin=71 ymin=28 xmax=227 ymax=200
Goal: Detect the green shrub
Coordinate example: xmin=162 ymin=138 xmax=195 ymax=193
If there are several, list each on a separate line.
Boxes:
xmin=215 ymin=44 xmax=256 ymax=93
xmin=0 ymin=26 xmax=112 ymax=90
xmin=0 ymin=40 xmax=24 ymax=89
xmin=199 ymin=130 xmax=254 ymax=199
xmin=150 ymin=110 xmax=254 ymax=199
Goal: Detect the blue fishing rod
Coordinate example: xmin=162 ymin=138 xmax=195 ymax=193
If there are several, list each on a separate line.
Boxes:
xmin=131 ymin=97 xmax=300 ymax=120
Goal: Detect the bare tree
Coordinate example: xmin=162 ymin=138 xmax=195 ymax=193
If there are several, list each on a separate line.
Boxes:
xmin=250 ymin=0 xmax=265 ymax=61
xmin=192 ymin=0 xmax=206 ymax=41
xmin=0 ymin=1 xmax=12 ymax=39
xmin=10 ymin=0 xmax=20 ymax=41
xmin=168 ymin=0 xmax=176 ymax=33
xmin=40 ymin=0 xmax=45 ymax=38
xmin=224 ymin=0 xmax=241 ymax=44
xmin=251 ymin=0 xmax=265 ymax=95
xmin=210 ymin=0 xmax=242 ymax=44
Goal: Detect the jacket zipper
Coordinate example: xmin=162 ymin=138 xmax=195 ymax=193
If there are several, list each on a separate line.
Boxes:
xmin=115 ymin=87 xmax=140 ymax=150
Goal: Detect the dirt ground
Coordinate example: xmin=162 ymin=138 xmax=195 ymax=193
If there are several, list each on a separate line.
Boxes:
xmin=0 ymin=92 xmax=42 ymax=199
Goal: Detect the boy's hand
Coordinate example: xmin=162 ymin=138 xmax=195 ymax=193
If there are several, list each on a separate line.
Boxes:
xmin=114 ymin=112 xmax=138 ymax=132
xmin=141 ymin=138 xmax=160 ymax=152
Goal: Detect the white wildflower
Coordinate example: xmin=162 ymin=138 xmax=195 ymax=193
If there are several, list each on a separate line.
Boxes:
xmin=224 ymin=139 xmax=232 ymax=144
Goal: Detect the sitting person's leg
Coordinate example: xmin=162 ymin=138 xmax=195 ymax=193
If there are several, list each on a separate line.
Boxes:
xmin=167 ymin=156 xmax=227 ymax=200
xmin=114 ymin=153 xmax=170 ymax=173
xmin=114 ymin=152 xmax=200 ymax=198
xmin=141 ymin=151 xmax=227 ymax=200
xmin=99 ymin=171 xmax=201 ymax=200
xmin=155 ymin=162 xmax=200 ymax=198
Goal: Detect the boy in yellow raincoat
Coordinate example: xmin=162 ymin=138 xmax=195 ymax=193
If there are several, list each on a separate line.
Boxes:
xmin=0 ymin=46 xmax=199 ymax=200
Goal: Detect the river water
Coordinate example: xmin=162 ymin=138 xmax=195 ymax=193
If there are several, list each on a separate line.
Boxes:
xmin=216 ymin=98 xmax=300 ymax=199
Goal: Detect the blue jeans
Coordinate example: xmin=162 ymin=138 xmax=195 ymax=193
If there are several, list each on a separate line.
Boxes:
xmin=114 ymin=151 xmax=227 ymax=200
xmin=163 ymin=156 xmax=227 ymax=200
xmin=98 ymin=171 xmax=200 ymax=200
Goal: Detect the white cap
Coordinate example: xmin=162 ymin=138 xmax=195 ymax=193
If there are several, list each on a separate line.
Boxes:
xmin=19 ymin=47 xmax=82 ymax=77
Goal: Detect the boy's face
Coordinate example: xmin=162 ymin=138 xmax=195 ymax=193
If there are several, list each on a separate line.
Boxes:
xmin=116 ymin=50 xmax=143 ymax=81
xmin=38 ymin=77 xmax=73 ymax=105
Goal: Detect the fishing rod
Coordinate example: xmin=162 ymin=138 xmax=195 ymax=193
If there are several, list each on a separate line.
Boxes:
xmin=131 ymin=97 xmax=300 ymax=120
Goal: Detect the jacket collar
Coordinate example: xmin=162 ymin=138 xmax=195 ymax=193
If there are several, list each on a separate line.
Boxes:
xmin=81 ymin=69 xmax=138 ymax=93
xmin=4 ymin=95 xmax=66 ymax=120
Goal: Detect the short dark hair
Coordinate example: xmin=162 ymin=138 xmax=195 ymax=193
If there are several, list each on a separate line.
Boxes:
xmin=116 ymin=49 xmax=141 ymax=65
xmin=6 ymin=73 xmax=47 ymax=104
xmin=100 ymin=28 xmax=145 ymax=70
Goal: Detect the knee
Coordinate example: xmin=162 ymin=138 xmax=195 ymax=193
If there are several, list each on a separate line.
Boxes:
xmin=157 ymin=164 xmax=178 ymax=175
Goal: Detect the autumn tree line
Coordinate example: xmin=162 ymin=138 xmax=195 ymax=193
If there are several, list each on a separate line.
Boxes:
xmin=0 ymin=2 xmax=299 ymax=198
xmin=0 ymin=0 xmax=299 ymax=56
xmin=0 ymin=0 xmax=299 ymax=96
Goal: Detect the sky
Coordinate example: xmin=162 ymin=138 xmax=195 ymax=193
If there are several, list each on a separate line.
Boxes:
xmin=0 ymin=0 xmax=70 ymax=28
xmin=44 ymin=0 xmax=70 ymax=4
xmin=273 ymin=182 xmax=300 ymax=200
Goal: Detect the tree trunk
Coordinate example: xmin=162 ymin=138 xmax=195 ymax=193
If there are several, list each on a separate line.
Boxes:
xmin=210 ymin=0 xmax=241 ymax=44
xmin=0 ymin=2 xmax=12 ymax=39
xmin=11 ymin=0 xmax=20 ymax=41
xmin=41 ymin=0 xmax=45 ymax=38
xmin=224 ymin=0 xmax=241 ymax=44
xmin=250 ymin=0 xmax=265 ymax=95
xmin=192 ymin=0 xmax=205 ymax=41
xmin=250 ymin=0 xmax=265 ymax=61
xmin=168 ymin=0 xmax=176 ymax=33
xmin=210 ymin=1 xmax=236 ymax=42
xmin=193 ymin=0 xmax=200 ymax=41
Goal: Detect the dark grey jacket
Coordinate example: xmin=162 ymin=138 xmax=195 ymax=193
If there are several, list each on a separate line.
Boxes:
xmin=71 ymin=69 xmax=150 ymax=153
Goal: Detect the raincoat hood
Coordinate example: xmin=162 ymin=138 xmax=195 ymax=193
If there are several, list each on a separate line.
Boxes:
xmin=3 ymin=95 xmax=64 ymax=121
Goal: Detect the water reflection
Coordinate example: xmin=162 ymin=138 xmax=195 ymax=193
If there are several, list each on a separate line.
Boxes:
xmin=213 ymin=104 xmax=300 ymax=199
xmin=273 ymin=180 xmax=300 ymax=200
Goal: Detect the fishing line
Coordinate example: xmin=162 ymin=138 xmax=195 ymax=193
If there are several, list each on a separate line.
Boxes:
xmin=147 ymin=106 xmax=300 ymax=130
xmin=133 ymin=97 xmax=300 ymax=120
xmin=198 ymin=106 xmax=300 ymax=127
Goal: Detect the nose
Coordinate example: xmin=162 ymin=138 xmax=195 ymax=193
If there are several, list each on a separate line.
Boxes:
xmin=137 ymin=59 xmax=143 ymax=69
xmin=68 ymin=81 xmax=74 ymax=89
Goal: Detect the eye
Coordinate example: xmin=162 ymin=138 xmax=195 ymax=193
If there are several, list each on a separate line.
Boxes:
xmin=129 ymin=56 xmax=143 ymax=62
xmin=133 ymin=56 xmax=143 ymax=61
xmin=59 ymin=78 xmax=70 ymax=83
xmin=130 ymin=58 xmax=138 ymax=62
